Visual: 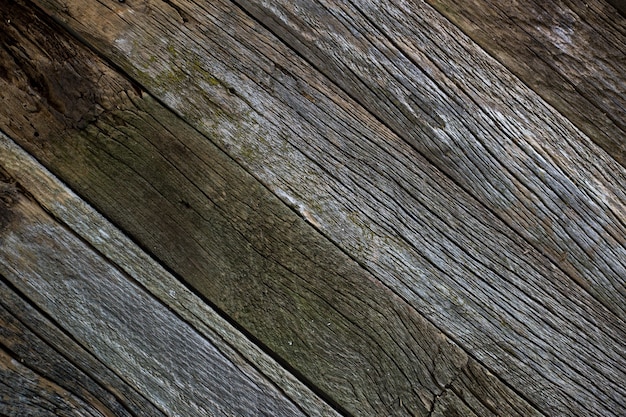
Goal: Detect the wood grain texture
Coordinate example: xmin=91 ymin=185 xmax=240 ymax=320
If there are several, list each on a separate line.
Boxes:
xmin=0 ymin=277 xmax=166 ymax=417
xmin=424 ymin=0 xmax=626 ymax=166
xmin=0 ymin=4 xmax=543 ymax=414
xmin=0 ymin=162 xmax=309 ymax=417
xmin=234 ymin=0 xmax=626 ymax=323
xmin=0 ymin=136 xmax=341 ymax=417
xmin=0 ymin=346 xmax=106 ymax=417
xmin=3 ymin=0 xmax=625 ymax=416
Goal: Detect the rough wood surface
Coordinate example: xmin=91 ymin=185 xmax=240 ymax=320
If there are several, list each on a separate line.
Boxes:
xmin=0 ymin=346 xmax=106 ymax=417
xmin=1 ymin=278 xmax=166 ymax=417
xmin=0 ymin=4 xmax=544 ymax=415
xmin=0 ymin=134 xmax=341 ymax=417
xmin=423 ymin=0 xmax=626 ymax=166
xmin=233 ymin=0 xmax=626 ymax=322
xmin=1 ymin=0 xmax=624 ymax=416
xmin=0 ymin=156 xmax=311 ymax=417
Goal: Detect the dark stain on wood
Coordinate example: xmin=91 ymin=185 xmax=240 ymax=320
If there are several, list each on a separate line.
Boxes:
xmin=0 ymin=1 xmax=103 ymax=173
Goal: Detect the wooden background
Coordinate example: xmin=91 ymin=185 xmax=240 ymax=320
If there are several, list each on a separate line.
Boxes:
xmin=1 ymin=0 xmax=624 ymax=415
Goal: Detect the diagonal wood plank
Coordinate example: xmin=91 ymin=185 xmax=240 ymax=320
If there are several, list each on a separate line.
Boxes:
xmin=0 ymin=135 xmax=341 ymax=417
xmin=4 ymin=0 xmax=625 ymax=415
xmin=0 ymin=92 xmax=538 ymax=417
xmin=234 ymin=0 xmax=626 ymax=322
xmin=0 ymin=346 xmax=107 ymax=417
xmin=423 ymin=0 xmax=626 ymax=167
xmin=0 ymin=4 xmax=543 ymax=415
xmin=0 ymin=142 xmax=316 ymax=417
xmin=0 ymin=278 xmax=167 ymax=417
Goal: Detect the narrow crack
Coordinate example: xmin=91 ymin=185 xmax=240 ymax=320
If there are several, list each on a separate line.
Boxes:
xmin=426 ymin=369 xmax=464 ymax=417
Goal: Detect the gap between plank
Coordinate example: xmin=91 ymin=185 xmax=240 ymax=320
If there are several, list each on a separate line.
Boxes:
xmin=228 ymin=0 xmax=624 ymax=326
xmin=0 ymin=130 xmax=347 ymax=417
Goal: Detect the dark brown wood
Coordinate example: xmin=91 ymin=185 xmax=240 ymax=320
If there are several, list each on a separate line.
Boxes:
xmin=607 ymin=0 xmax=626 ymax=15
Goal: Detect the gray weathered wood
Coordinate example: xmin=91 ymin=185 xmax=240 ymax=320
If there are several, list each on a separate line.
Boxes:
xmin=3 ymin=0 xmax=625 ymax=415
xmin=0 ymin=159 xmax=310 ymax=417
xmin=4 ymin=9 xmax=536 ymax=415
xmin=234 ymin=0 xmax=626 ymax=322
xmin=1 ymin=279 xmax=166 ymax=417
xmin=0 ymin=346 xmax=106 ymax=417
xmin=0 ymin=134 xmax=341 ymax=417
xmin=423 ymin=0 xmax=626 ymax=165
xmin=0 ymin=2 xmax=547 ymax=415
xmin=0 ymin=124 xmax=544 ymax=417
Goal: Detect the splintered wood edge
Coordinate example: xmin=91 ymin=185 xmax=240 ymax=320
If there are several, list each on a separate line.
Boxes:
xmin=0 ymin=131 xmax=341 ymax=417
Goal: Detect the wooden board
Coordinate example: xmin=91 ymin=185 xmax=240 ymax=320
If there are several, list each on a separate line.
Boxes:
xmin=0 ymin=3 xmax=543 ymax=415
xmin=233 ymin=0 xmax=626 ymax=321
xmin=0 ymin=143 xmax=316 ymax=417
xmin=1 ymin=0 xmax=624 ymax=415
xmin=422 ymin=0 xmax=626 ymax=166
xmin=1 ymin=280 xmax=168 ymax=417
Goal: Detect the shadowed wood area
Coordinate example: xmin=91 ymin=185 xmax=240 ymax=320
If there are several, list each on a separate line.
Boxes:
xmin=0 ymin=0 xmax=624 ymax=416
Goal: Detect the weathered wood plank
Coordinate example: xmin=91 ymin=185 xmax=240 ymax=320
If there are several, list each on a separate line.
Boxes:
xmin=5 ymin=0 xmax=626 ymax=416
xmin=233 ymin=0 xmax=626 ymax=322
xmin=0 ymin=137 xmax=340 ymax=417
xmin=423 ymin=0 xmax=626 ymax=166
xmin=0 ymin=346 xmax=105 ymax=417
xmin=0 ymin=129 xmax=544 ymax=417
xmin=1 ymin=278 xmax=165 ymax=417
xmin=0 ymin=2 xmax=545 ymax=416
xmin=0 ymin=161 xmax=311 ymax=417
